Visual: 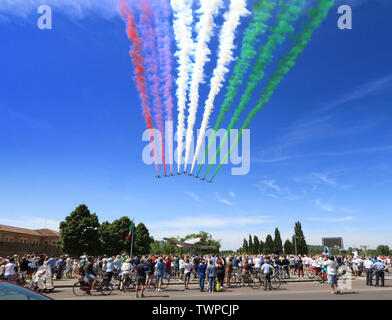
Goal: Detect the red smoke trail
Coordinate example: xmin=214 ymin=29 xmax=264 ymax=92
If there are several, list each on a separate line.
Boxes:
xmin=139 ymin=2 xmax=167 ymax=175
xmin=153 ymin=0 xmax=174 ymax=174
xmin=118 ymin=0 xmax=159 ymax=175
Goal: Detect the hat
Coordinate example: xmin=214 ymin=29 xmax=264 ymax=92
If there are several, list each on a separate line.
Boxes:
xmin=108 ymin=258 xmax=113 ymax=262
xmin=126 ymin=259 xmax=130 ymax=263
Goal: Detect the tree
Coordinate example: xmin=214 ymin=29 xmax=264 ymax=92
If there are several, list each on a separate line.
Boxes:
xmin=133 ymin=223 xmax=154 ymax=256
xmin=253 ymin=235 xmax=260 ymax=254
xmin=264 ymin=234 xmax=274 ymax=254
xmin=292 ymin=221 xmax=308 ymax=255
xmin=242 ymin=238 xmax=249 ymax=253
xmin=284 ymin=239 xmax=294 ymax=254
xmin=248 ymin=235 xmax=253 ymax=254
xmin=376 ymin=245 xmax=390 ymax=256
xmin=99 ymin=216 xmax=133 ymax=256
xmin=273 ymin=228 xmax=283 ymax=254
xmin=58 ymin=204 xmax=101 ymax=257
xmin=259 ymin=240 xmax=265 ymax=254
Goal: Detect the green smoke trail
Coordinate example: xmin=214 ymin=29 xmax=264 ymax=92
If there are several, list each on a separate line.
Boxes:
xmin=195 ymin=0 xmax=276 ymax=177
xmin=203 ymin=0 xmax=305 ymax=178
xmin=210 ymin=0 xmax=335 ymax=180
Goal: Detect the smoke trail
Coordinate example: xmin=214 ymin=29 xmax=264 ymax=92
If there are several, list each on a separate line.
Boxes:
xmin=139 ymin=1 xmax=167 ymax=175
xmin=183 ymin=0 xmax=222 ymax=172
xmin=152 ymin=0 xmax=174 ymax=174
xmin=195 ymin=0 xmax=275 ymax=176
xmin=189 ymin=0 xmax=250 ymax=174
xmin=118 ymin=0 xmax=159 ymax=175
xmin=204 ymin=0 xmax=305 ymax=178
xmin=210 ymin=0 xmax=335 ymax=180
xmin=170 ymin=0 xmax=194 ymax=173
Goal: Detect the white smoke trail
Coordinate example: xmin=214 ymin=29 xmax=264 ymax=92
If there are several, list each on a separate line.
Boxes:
xmin=183 ymin=0 xmax=222 ymax=172
xmin=190 ymin=0 xmax=249 ymax=174
xmin=170 ymin=0 xmax=195 ymax=173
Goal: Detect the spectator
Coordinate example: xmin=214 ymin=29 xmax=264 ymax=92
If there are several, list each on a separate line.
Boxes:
xmin=198 ymin=259 xmax=207 ymax=292
xmin=207 ymin=260 xmax=216 ymax=292
xmin=261 ymin=257 xmax=274 ymax=291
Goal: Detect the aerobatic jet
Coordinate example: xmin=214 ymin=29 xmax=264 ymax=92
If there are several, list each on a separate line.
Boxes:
xmin=163 ymin=237 xmax=216 ymax=250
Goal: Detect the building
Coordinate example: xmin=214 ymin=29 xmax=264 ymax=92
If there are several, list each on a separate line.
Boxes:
xmin=0 ymin=224 xmax=62 ymax=257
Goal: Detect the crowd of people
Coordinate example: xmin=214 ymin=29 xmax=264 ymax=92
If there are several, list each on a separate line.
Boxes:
xmin=0 ymin=252 xmax=390 ymax=296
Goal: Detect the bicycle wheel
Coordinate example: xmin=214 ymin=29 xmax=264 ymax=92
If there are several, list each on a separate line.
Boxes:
xmin=160 ymin=277 xmax=169 ymax=289
xmin=317 ymin=274 xmax=326 ymax=283
xmin=72 ymin=282 xmax=87 ymax=296
xmin=250 ymin=276 xmax=261 ymax=289
xmin=101 ymin=282 xmax=114 ymax=295
xmin=270 ymin=276 xmax=281 ymax=289
xmin=306 ymin=269 xmax=315 ymax=279
xmin=230 ymin=274 xmax=241 ymax=288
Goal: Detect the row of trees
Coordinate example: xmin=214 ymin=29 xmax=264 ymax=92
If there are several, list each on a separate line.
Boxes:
xmin=58 ymin=204 xmax=153 ymax=257
xmin=240 ymin=221 xmax=308 ymax=255
xmin=58 ymin=204 xmax=221 ymax=257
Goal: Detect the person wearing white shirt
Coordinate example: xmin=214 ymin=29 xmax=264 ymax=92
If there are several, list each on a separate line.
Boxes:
xmin=254 ymin=256 xmax=262 ymax=270
xmin=179 ymin=258 xmax=185 ymax=282
xmin=323 ymin=254 xmax=340 ymax=295
xmin=183 ymin=259 xmax=192 ymax=289
xmin=4 ymin=258 xmax=16 ymax=282
xmin=363 ymin=258 xmax=374 ymax=286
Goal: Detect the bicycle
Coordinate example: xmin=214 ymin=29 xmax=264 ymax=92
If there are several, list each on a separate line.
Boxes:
xmin=260 ymin=274 xmax=281 ymax=289
xmin=119 ymin=273 xmax=136 ymax=292
xmin=239 ymin=274 xmax=262 ymax=289
xmin=72 ymin=278 xmax=113 ymax=296
xmin=306 ymin=266 xmax=322 ymax=279
xmin=149 ymin=275 xmax=169 ymax=290
xmin=316 ymin=265 xmax=328 ymax=283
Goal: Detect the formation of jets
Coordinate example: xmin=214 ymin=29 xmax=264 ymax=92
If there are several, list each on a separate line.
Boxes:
xmin=155 ymin=172 xmax=212 ymax=183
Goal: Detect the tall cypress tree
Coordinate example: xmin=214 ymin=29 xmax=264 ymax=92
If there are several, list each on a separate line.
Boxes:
xmin=284 ymin=239 xmax=294 ymax=254
xmin=264 ymin=234 xmax=274 ymax=254
xmin=253 ymin=235 xmax=260 ymax=254
xmin=242 ymin=238 xmax=249 ymax=253
xmin=248 ymin=234 xmax=253 ymax=254
xmin=273 ymin=227 xmax=283 ymax=254
xmin=259 ymin=240 xmax=265 ymax=254
xmin=292 ymin=221 xmax=308 ymax=255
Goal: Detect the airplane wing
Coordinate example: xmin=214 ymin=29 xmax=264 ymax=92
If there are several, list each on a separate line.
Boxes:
xmin=163 ymin=238 xmax=216 ymax=250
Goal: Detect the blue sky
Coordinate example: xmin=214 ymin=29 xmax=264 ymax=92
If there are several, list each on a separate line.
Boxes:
xmin=0 ymin=0 xmax=391 ymax=250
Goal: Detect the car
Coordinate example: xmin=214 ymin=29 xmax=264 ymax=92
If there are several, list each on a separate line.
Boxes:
xmin=0 ymin=280 xmax=53 ymax=300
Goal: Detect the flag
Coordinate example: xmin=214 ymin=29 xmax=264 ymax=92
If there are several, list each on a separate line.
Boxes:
xmin=126 ymin=221 xmax=135 ymax=240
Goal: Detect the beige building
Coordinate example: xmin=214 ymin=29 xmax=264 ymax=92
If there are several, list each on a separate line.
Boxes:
xmin=0 ymin=224 xmax=60 ymax=246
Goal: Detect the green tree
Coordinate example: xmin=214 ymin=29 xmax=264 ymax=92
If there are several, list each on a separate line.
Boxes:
xmin=133 ymin=222 xmax=154 ymax=256
xmin=99 ymin=216 xmax=133 ymax=256
xmin=284 ymin=239 xmax=293 ymax=254
xmin=264 ymin=234 xmax=274 ymax=254
xmin=253 ymin=235 xmax=260 ymax=254
xmin=273 ymin=228 xmax=283 ymax=254
xmin=376 ymin=245 xmax=390 ymax=256
xmin=259 ymin=240 xmax=265 ymax=254
xmin=58 ymin=204 xmax=101 ymax=257
xmin=248 ymin=235 xmax=254 ymax=254
xmin=242 ymin=238 xmax=249 ymax=253
xmin=292 ymin=221 xmax=308 ymax=255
